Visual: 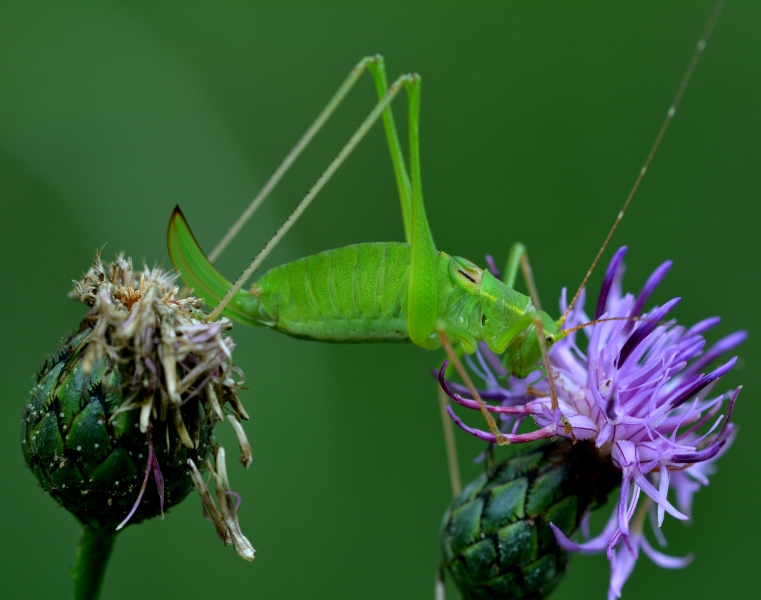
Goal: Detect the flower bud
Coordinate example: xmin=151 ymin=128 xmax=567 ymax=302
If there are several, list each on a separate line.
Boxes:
xmin=22 ymin=328 xmax=210 ymax=526
xmin=440 ymin=440 xmax=619 ymax=599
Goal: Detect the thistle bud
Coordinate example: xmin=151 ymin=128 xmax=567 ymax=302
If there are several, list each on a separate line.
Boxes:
xmin=440 ymin=440 xmax=619 ymax=599
xmin=22 ymin=327 xmax=209 ymax=526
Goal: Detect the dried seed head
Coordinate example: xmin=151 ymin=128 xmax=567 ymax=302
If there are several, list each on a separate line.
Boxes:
xmin=23 ymin=252 xmax=253 ymax=558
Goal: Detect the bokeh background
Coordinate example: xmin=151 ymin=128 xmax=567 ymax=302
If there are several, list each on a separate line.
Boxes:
xmin=1 ymin=2 xmax=759 ymax=598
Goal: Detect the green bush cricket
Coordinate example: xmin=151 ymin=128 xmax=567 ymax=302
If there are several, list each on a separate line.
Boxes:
xmin=167 ymin=6 xmax=721 ymax=446
xmin=168 ymin=56 xmax=568 ymax=442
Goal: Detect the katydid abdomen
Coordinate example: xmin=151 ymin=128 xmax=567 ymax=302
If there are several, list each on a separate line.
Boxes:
xmin=254 ymin=242 xmax=427 ymax=343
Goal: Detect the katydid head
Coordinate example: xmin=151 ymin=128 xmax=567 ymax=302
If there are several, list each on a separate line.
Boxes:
xmin=448 ymin=255 xmax=553 ymax=365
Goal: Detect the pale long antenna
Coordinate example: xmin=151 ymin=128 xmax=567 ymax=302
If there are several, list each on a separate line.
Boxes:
xmin=563 ymin=0 xmax=725 ymax=321
xmin=207 ymin=57 xmax=378 ymax=263
xmin=207 ymin=74 xmax=415 ymax=322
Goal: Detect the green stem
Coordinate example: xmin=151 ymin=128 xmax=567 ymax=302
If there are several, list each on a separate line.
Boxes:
xmin=71 ymin=524 xmax=117 ymax=600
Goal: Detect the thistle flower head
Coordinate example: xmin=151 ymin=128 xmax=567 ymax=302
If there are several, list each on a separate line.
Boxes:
xmin=442 ymin=247 xmax=744 ymax=597
xmin=24 ymin=252 xmax=254 ymax=560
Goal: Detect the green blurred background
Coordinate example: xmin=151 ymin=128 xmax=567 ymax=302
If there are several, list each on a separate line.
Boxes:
xmin=1 ymin=1 xmax=759 ymax=598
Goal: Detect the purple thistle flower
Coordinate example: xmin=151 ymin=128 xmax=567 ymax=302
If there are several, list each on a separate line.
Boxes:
xmin=441 ymin=247 xmax=745 ymax=598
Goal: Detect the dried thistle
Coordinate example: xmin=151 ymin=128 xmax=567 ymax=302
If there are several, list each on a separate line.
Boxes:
xmin=23 ymin=252 xmax=255 ymax=598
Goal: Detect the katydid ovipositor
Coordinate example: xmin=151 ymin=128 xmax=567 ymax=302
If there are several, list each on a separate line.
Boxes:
xmin=168 ymin=40 xmax=712 ymax=442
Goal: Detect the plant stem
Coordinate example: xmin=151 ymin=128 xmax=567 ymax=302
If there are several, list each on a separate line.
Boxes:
xmin=71 ymin=524 xmax=117 ymax=600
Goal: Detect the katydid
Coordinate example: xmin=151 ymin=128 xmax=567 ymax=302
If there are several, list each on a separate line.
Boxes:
xmin=168 ymin=33 xmax=715 ymax=442
xmin=168 ymin=57 xmax=563 ymax=441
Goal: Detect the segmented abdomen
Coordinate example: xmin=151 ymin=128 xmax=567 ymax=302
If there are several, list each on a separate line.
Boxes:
xmin=256 ymin=242 xmax=416 ymax=342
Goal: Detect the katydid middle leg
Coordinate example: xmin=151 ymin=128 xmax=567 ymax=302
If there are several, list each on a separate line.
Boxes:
xmin=503 ymin=242 xmax=542 ymax=311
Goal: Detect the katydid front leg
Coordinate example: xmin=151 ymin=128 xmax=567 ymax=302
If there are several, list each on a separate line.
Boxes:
xmin=501 ymin=242 xmax=566 ymax=425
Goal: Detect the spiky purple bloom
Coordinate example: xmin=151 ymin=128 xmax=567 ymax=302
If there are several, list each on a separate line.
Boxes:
xmin=441 ymin=247 xmax=745 ymax=598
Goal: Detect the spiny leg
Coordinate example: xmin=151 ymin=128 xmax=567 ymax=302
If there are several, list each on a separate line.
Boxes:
xmin=207 ymin=73 xmax=418 ymax=322
xmin=533 ymin=315 xmax=575 ymax=438
xmin=176 ymin=57 xmax=383 ymax=299
xmin=531 ymin=318 xmax=559 ymax=412
xmin=206 ymin=55 xmax=415 ymax=265
xmin=209 ymin=56 xmax=379 ymax=263
xmin=437 ymin=330 xmax=508 ymax=446
xmin=171 ymin=56 xmax=416 ymax=315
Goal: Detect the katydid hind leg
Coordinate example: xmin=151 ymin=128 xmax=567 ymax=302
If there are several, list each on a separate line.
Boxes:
xmin=210 ymin=54 xmax=414 ymax=267
xmin=180 ymin=54 xmax=412 ymax=295
xmin=208 ymin=56 xmax=382 ymax=264
xmin=404 ymin=76 xmax=441 ymax=350
xmin=366 ymin=57 xmax=413 ymax=243
xmin=207 ymin=73 xmax=417 ymax=322
xmin=172 ymin=57 xmax=381 ymax=299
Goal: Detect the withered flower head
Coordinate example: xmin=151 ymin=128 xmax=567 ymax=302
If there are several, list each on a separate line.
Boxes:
xmin=23 ymin=252 xmax=254 ymax=560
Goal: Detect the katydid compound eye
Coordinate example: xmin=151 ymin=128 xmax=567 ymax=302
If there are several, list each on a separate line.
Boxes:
xmin=450 ymin=256 xmax=484 ymax=292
